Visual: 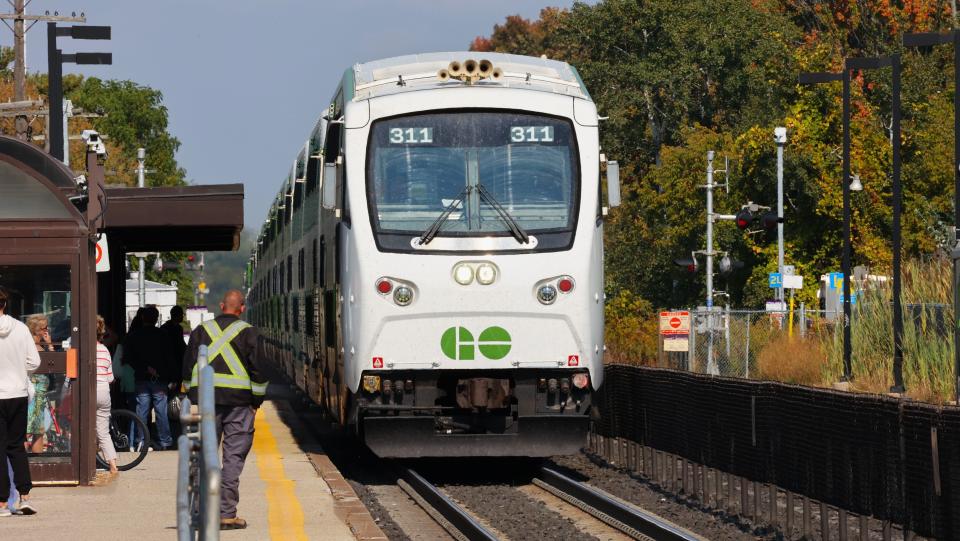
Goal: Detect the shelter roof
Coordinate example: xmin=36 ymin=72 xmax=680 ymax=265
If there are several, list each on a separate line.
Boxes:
xmin=104 ymin=183 xmax=243 ymax=252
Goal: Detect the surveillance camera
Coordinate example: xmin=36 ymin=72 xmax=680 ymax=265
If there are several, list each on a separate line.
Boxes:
xmin=774 ymin=127 xmax=787 ymax=144
xmin=81 ymin=129 xmax=107 ymax=157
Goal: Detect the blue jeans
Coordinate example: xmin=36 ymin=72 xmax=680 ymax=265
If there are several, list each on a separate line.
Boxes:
xmin=135 ymin=381 xmax=172 ymax=448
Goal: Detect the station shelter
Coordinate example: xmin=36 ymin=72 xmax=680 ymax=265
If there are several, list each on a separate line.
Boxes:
xmin=0 ymin=134 xmax=242 ymax=485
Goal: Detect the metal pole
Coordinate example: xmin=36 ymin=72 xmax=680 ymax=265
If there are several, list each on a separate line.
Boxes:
xmin=63 ymin=99 xmax=71 ymax=167
xmin=841 ymin=66 xmax=853 ymax=381
xmin=891 ymin=55 xmax=905 ymax=393
xmin=776 ymin=128 xmax=786 ymax=302
xmin=745 ymin=314 xmax=751 ymax=378
xmin=176 ymin=433 xmax=192 ymax=541
xmin=137 ymin=148 xmax=147 ymax=308
xmin=199 ymin=363 xmax=220 ymax=540
xmin=706 ymin=151 xmax=715 ymax=372
xmin=47 ymin=23 xmax=64 ymax=161
xmin=954 ymin=31 xmax=960 ymax=403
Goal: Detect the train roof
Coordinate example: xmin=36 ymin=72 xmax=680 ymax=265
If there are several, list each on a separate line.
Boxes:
xmin=347 ymin=52 xmax=592 ymax=101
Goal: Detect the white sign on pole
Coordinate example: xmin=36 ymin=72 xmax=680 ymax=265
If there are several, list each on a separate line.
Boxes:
xmin=783 ymin=275 xmax=804 ymax=289
xmin=663 ymin=337 xmax=689 ymax=352
xmin=95 ymin=234 xmax=111 ymax=272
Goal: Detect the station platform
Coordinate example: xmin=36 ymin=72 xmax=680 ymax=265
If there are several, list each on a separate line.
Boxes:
xmin=1 ymin=385 xmax=386 ymax=541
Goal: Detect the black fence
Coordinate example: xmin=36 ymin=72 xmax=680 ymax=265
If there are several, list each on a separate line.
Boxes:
xmin=594 ymin=364 xmax=960 ymax=539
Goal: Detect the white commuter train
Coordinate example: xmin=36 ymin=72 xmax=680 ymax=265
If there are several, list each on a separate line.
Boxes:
xmin=247 ymin=52 xmax=621 ymax=457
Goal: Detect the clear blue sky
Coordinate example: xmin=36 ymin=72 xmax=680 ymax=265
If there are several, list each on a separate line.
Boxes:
xmin=25 ymin=0 xmax=576 ymax=231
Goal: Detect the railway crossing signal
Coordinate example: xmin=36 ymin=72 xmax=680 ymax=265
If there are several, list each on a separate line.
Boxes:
xmin=735 ymin=203 xmax=780 ymax=231
xmin=673 ymin=255 xmax=698 ymax=273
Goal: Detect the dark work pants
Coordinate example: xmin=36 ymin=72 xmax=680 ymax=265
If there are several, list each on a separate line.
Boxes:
xmin=215 ymin=405 xmax=255 ymax=519
xmin=0 ymin=397 xmax=32 ymax=502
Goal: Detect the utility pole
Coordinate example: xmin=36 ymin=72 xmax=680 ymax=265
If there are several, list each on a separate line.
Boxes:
xmin=0 ymin=5 xmax=86 ymax=140
xmin=706 ymin=151 xmax=715 ymax=311
xmin=775 ymin=127 xmax=787 ymax=303
xmin=137 ymin=148 xmax=146 ymax=308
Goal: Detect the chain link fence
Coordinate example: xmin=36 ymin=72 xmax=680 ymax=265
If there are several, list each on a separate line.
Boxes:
xmin=658 ymin=305 xmax=838 ymax=379
xmin=656 ymin=301 xmax=954 ymax=401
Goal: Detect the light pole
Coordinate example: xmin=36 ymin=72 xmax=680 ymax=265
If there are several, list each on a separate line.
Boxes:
xmin=798 ymin=69 xmax=853 ymax=381
xmin=800 ymin=56 xmax=905 ymax=391
xmin=843 ymin=56 xmax=904 ymax=393
xmin=47 ymin=22 xmax=111 ymax=161
xmin=903 ymin=31 xmax=960 ymax=401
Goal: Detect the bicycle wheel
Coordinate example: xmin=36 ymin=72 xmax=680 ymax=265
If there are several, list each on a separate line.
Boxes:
xmin=96 ymin=409 xmax=149 ymax=471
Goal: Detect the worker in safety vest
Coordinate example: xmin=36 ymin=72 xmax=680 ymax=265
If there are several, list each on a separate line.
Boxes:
xmin=182 ymin=289 xmax=267 ymax=530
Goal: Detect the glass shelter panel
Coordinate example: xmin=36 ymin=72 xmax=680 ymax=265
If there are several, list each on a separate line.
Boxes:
xmin=0 ymin=160 xmax=74 ymax=219
xmin=0 ymin=265 xmax=74 ymax=462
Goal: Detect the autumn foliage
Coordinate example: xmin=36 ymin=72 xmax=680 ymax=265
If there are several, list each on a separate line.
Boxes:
xmin=474 ymin=1 xmax=960 ymax=365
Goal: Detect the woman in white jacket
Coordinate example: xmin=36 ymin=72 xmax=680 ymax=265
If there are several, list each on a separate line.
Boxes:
xmin=0 ymin=287 xmax=40 ymax=516
xmin=95 ymin=316 xmax=117 ymax=475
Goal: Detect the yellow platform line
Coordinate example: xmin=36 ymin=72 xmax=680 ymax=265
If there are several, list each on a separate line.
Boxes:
xmin=253 ymin=410 xmax=308 ymax=541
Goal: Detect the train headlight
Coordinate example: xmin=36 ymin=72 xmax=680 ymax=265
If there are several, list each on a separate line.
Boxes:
xmin=572 ymin=373 xmax=590 ymax=389
xmin=476 ymin=263 xmax=497 ymax=285
xmin=393 ymin=286 xmax=414 ymax=306
xmin=537 ymin=284 xmax=558 ymax=305
xmin=453 ymin=263 xmax=474 ymax=285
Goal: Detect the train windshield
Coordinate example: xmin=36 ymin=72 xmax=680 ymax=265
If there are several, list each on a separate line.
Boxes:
xmin=367 ymin=112 xmax=578 ymax=241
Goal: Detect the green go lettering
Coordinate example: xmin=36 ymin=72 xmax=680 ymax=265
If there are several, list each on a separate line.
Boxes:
xmin=441 ymin=325 xmax=511 ymax=360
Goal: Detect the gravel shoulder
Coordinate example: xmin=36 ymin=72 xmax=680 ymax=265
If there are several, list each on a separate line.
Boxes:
xmin=549 ymin=452 xmax=776 ymax=540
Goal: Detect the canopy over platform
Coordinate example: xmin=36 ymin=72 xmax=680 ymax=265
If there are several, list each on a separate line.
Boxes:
xmin=104 ymin=184 xmax=244 ymax=252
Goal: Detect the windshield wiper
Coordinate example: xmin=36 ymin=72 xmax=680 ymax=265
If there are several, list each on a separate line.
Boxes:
xmin=419 ymin=187 xmax=469 ymax=245
xmin=476 ymin=183 xmax=529 ymax=244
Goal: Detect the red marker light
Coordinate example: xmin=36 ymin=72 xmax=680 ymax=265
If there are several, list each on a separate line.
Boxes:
xmin=568 ymin=355 xmax=579 ymax=367
xmin=558 ymin=278 xmax=574 ymax=293
xmin=376 ymin=279 xmax=392 ymax=294
xmin=372 ymin=357 xmax=383 ymax=368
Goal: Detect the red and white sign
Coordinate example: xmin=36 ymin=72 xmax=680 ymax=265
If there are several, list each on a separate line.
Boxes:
xmin=659 ymin=311 xmax=690 ymax=335
xmin=372 ymin=357 xmax=383 ymax=369
xmin=567 ymin=355 xmax=579 ymax=367
xmin=95 ymin=234 xmax=111 ymax=273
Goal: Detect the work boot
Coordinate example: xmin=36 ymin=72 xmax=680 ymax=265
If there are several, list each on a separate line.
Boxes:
xmin=220 ymin=517 xmax=247 ymax=530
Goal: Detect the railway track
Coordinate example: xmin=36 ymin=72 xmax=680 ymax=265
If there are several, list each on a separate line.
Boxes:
xmin=399 ymin=463 xmax=704 ymax=541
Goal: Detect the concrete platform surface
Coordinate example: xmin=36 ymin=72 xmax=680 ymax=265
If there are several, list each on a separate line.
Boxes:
xmin=1 ymin=395 xmax=371 ymax=540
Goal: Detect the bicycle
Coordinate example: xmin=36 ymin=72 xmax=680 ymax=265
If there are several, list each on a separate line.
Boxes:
xmin=96 ymin=408 xmax=150 ymax=471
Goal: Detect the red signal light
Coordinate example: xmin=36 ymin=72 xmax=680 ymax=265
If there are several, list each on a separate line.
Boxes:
xmin=376 ymin=279 xmax=392 ymax=294
xmin=558 ymin=277 xmax=574 ymax=293
xmin=735 ymin=209 xmax=753 ymax=230
xmin=187 ymin=255 xmax=196 ymax=262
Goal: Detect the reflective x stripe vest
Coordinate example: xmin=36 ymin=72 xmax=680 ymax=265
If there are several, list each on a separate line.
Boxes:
xmin=188 ymin=319 xmax=267 ymax=397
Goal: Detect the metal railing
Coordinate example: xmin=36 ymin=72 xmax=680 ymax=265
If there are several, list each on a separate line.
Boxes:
xmin=177 ymin=345 xmax=221 ymax=541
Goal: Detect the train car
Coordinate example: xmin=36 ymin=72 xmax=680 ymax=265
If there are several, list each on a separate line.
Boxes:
xmin=247 ymin=52 xmax=621 ymax=457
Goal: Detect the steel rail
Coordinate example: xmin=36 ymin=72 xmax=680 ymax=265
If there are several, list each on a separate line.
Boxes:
xmin=398 ymin=467 xmax=499 ymax=541
xmin=536 ymin=466 xmax=705 ymax=541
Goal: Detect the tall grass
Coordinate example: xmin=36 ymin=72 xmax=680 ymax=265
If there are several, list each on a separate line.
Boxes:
xmin=820 ymin=258 xmax=955 ymax=402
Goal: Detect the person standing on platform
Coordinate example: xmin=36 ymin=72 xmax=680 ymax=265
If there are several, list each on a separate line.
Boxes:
xmin=160 ymin=306 xmax=187 ymax=438
xmin=123 ymin=306 xmax=174 ymax=450
xmin=160 ymin=306 xmax=187 ymax=390
xmin=95 ymin=316 xmax=117 ymax=475
xmin=0 ymin=287 xmax=40 ymax=516
xmin=183 ymin=290 xmax=267 ymax=530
